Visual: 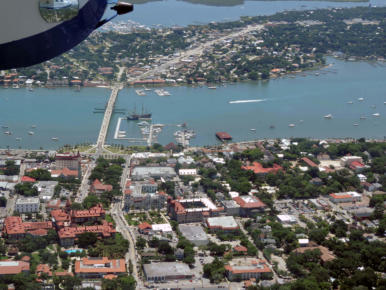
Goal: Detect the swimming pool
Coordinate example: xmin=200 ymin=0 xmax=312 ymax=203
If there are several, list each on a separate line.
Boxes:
xmin=65 ymin=249 xmax=84 ymax=254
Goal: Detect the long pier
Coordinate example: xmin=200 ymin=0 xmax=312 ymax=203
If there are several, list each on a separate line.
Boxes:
xmin=96 ymin=85 xmax=121 ymax=154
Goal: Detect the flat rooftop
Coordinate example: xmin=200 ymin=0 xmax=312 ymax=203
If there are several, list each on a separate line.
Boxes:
xmin=178 ymin=224 xmax=208 ymax=241
xmin=206 ymin=216 xmax=239 ymax=230
xmin=143 ymin=262 xmax=191 ymax=277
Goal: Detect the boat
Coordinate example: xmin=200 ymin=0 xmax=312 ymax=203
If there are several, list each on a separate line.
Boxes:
xmin=15 ymin=137 xmax=21 ymax=141
xmin=143 ymin=86 xmax=152 ymax=91
xmin=250 ymin=129 xmax=256 ymax=132
xmin=358 ymin=97 xmax=364 ymax=101
xmin=31 ymin=125 xmax=37 ymax=128
xmin=135 ymin=89 xmax=146 ymax=96
xmin=28 ymin=131 xmax=35 ymax=135
xmin=51 ymin=137 xmax=59 ymax=141
xmin=288 ymin=124 xmax=296 ymax=128
xmin=154 ymin=89 xmax=171 ymax=96
xmin=360 ymin=116 xmax=367 ymax=120
xmin=28 ymin=87 xmax=34 ymax=92
xmin=127 ymin=105 xmax=152 ymax=120
xmin=353 ymin=123 xmax=359 ymax=126
xmin=12 ymin=84 xmax=20 ymax=89
xmin=372 ymin=113 xmax=380 ymax=117
xmin=137 ymin=121 xmax=149 ymax=126
xmin=347 ymin=101 xmax=353 ymax=104
xmin=229 ymin=99 xmax=265 ymax=104
xmin=4 ymin=131 xmax=11 ymax=135
xmin=384 ymin=102 xmax=386 ymax=105
xmin=208 ymin=86 xmax=217 ymax=89
xmin=324 ymin=114 xmax=333 ymax=119
xmin=1 ymin=125 xmax=8 ymax=129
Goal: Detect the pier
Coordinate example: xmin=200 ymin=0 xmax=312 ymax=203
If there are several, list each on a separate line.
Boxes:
xmin=96 ymin=85 xmax=122 ymax=154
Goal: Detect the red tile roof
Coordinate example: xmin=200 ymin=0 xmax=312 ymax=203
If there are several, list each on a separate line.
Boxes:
xmin=0 ymin=260 xmax=30 ymax=275
xmin=301 ymin=157 xmax=318 ymax=168
xmin=242 ymin=162 xmax=282 ymax=175
xmin=21 ymin=176 xmax=36 ymax=183
xmin=138 ymin=222 xmax=152 ymax=231
xmin=58 ymin=221 xmax=115 ymax=239
xmin=92 ymin=179 xmax=113 ymax=192
xmin=329 ymin=193 xmax=352 ymax=199
xmin=75 ymin=257 xmax=126 ymax=275
xmin=3 ymin=217 xmax=52 ymax=236
xmin=51 ymin=168 xmax=78 ymax=178
xmin=233 ymin=196 xmax=266 ymax=209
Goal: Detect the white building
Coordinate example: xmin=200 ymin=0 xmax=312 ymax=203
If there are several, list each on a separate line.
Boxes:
xmin=178 ymin=169 xmax=197 ymax=176
xmin=277 ymin=214 xmax=297 ymax=224
xmin=329 ymin=192 xmax=362 ymax=203
xmin=15 ymin=197 xmax=40 ymax=213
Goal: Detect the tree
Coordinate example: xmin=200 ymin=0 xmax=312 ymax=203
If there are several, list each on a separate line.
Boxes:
xmin=136 ymin=237 xmax=146 ymax=250
xmin=26 ymin=169 xmax=51 ymax=181
xmin=14 ymin=183 xmax=38 ymax=197
xmin=78 ymin=232 xmax=98 ymax=248
xmin=82 ymin=195 xmax=100 ymax=209
xmin=4 ymin=161 xmax=19 ymax=176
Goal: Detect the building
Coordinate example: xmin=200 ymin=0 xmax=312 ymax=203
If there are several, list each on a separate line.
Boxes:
xmin=340 ymin=156 xmax=363 ymax=167
xmin=51 ymin=204 xmax=106 ymax=228
xmin=178 ymin=224 xmax=209 ymax=246
xmin=75 ymin=257 xmax=126 ymax=278
xmin=222 ymin=200 xmax=240 ymax=216
xmin=131 ymin=167 xmax=176 ymax=180
xmin=233 ymin=195 xmax=266 ymax=217
xmin=349 ymin=161 xmax=366 ymax=172
xmin=36 ymin=181 xmax=58 ymax=201
xmin=143 ymin=262 xmax=193 ymax=282
xmin=329 ymin=192 xmax=362 ymax=203
xmin=351 ymin=207 xmax=374 ymax=220
xmin=90 ymin=179 xmax=113 ymax=194
xmin=0 ymin=260 xmax=30 ymax=276
xmin=55 ymin=152 xmax=81 ymax=171
xmin=123 ymin=180 xmax=166 ymax=210
xmin=277 ymin=214 xmax=297 ymax=225
xmin=3 ymin=216 xmax=53 ymax=240
xmin=206 ymin=216 xmax=239 ymax=232
xmin=168 ymin=198 xmax=223 ymax=223
xmin=225 ymin=259 xmax=272 ymax=281
xmin=15 ymin=197 xmax=40 ymax=213
xmin=178 ymin=169 xmax=197 ymax=176
xmin=242 ymin=162 xmax=282 ymax=175
xmin=58 ymin=221 xmax=116 ymax=247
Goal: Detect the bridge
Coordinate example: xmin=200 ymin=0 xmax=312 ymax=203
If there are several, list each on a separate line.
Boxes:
xmin=96 ymin=85 xmax=122 ymax=155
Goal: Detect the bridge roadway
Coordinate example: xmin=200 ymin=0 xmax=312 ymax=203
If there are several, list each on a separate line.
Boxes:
xmin=96 ymin=85 xmax=122 ymax=154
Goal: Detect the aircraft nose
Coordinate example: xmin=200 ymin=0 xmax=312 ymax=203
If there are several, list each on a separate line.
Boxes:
xmin=111 ymin=2 xmax=134 ymax=15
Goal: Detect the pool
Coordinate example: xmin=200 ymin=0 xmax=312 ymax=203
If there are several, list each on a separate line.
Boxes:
xmin=65 ymin=249 xmax=84 ymax=254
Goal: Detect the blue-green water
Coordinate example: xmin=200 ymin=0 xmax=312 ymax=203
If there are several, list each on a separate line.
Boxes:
xmin=1 ymin=58 xmax=385 ymax=149
xmin=113 ymin=0 xmax=385 ymax=27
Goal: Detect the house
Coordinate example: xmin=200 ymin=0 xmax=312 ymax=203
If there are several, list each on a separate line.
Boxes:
xmin=21 ymin=176 xmax=36 ymax=183
xmin=2 ymin=216 xmax=53 ymax=240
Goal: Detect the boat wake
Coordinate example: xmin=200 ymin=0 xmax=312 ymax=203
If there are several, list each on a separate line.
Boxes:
xmin=229 ymin=99 xmax=266 ymax=104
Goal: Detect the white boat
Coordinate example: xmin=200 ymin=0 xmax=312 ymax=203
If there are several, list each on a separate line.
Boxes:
xmin=15 ymin=137 xmax=21 ymax=141
xmin=208 ymin=86 xmax=217 ymax=89
xmin=372 ymin=113 xmax=380 ymax=117
xmin=51 ymin=137 xmax=59 ymax=141
xmin=360 ymin=116 xmax=367 ymax=120
xmin=324 ymin=114 xmax=333 ymax=119
xmin=12 ymin=84 xmax=20 ymax=89
xmin=4 ymin=131 xmax=11 ymax=135
xmin=28 ymin=131 xmax=34 ymax=135
xmin=31 ymin=125 xmax=37 ymax=128
xmin=135 ymin=89 xmax=146 ymax=96
xmin=358 ymin=97 xmax=364 ymax=101
xmin=250 ymin=129 xmax=256 ymax=132
xmin=229 ymin=99 xmax=265 ymax=104
xmin=143 ymin=86 xmax=152 ymax=91
xmin=137 ymin=121 xmax=149 ymax=126
xmin=384 ymin=102 xmax=386 ymax=105
xmin=288 ymin=124 xmax=296 ymax=128
xmin=347 ymin=101 xmax=353 ymax=104
xmin=353 ymin=123 xmax=359 ymax=126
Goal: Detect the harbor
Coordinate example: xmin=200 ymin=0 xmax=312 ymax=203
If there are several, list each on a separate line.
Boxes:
xmin=0 ymin=58 xmax=386 ymax=149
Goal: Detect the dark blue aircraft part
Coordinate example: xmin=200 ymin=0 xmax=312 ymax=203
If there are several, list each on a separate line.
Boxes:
xmin=0 ymin=0 xmax=107 ymax=70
